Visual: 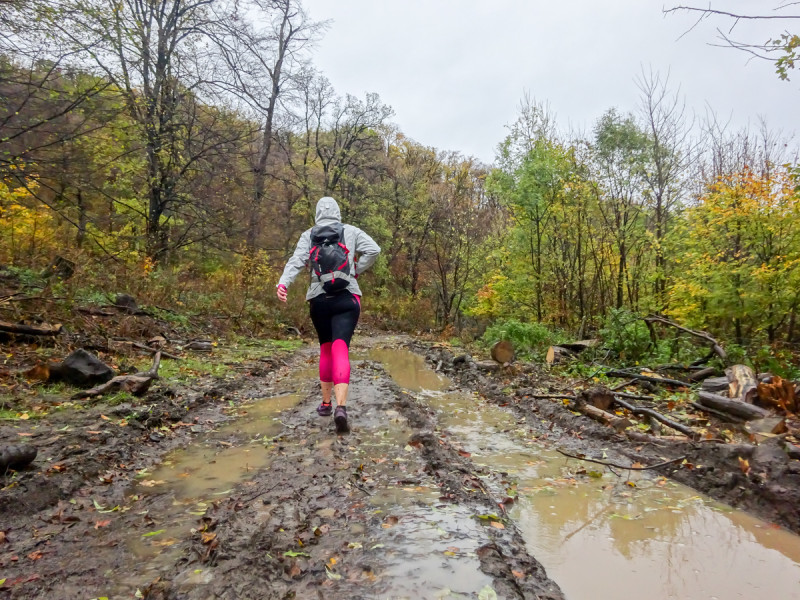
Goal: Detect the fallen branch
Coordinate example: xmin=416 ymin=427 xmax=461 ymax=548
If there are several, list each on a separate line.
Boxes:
xmin=611 ymin=379 xmax=637 ymax=391
xmin=644 ymin=315 xmax=727 ymax=360
xmin=0 ymin=320 xmax=62 ymax=336
xmin=689 ymin=401 xmax=745 ymax=423
xmin=697 ymin=391 xmax=769 ymax=420
xmin=612 ymin=396 xmax=698 ymax=439
xmin=604 ymin=369 xmax=689 ymax=387
xmin=73 ymin=352 xmax=162 ymax=400
xmin=613 ymin=391 xmax=656 ymax=401
xmin=557 ymin=448 xmax=687 ymax=471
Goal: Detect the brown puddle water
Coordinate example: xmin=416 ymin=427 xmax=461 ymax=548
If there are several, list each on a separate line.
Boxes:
xmin=372 ymin=348 xmax=800 ymax=600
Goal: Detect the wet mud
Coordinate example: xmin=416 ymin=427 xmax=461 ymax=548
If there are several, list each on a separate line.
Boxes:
xmin=2 ymin=336 xmax=800 ymax=599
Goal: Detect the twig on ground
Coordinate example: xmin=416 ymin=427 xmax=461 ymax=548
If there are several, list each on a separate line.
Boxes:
xmin=612 ymin=396 xmax=698 ymax=439
xmin=556 ymin=448 xmax=687 ymax=471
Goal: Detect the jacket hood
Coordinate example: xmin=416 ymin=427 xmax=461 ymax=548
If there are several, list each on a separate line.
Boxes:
xmin=315 ymin=197 xmax=341 ymax=226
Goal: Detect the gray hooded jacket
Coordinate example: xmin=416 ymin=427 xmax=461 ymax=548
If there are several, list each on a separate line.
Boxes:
xmin=278 ymin=197 xmax=381 ymax=300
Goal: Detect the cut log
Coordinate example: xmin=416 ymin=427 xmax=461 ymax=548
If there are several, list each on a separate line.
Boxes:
xmin=701 ymin=376 xmax=729 ymax=394
xmin=114 ymin=294 xmax=138 ymax=313
xmin=558 ymin=339 xmax=599 ymax=353
xmin=726 ymin=365 xmax=758 ymax=404
xmin=578 ymin=387 xmax=614 ymax=411
xmin=697 ymin=391 xmax=770 ymax=421
xmin=474 ymin=360 xmax=500 ymax=372
xmin=0 ymin=320 xmax=62 ymax=336
xmin=491 ymin=340 xmax=514 ymax=364
xmin=757 ymin=376 xmax=797 ymax=413
xmin=545 ymin=345 xmax=577 ymax=365
xmin=577 ymin=403 xmax=632 ymax=432
xmin=687 ymin=367 xmax=717 ymax=382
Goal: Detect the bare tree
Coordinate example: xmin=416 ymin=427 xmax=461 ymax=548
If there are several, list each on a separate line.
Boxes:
xmin=635 ymin=68 xmax=692 ymax=308
xmin=665 ymin=4 xmax=800 ymax=79
xmin=30 ymin=0 xmax=248 ymax=261
xmin=213 ymin=0 xmax=326 ymax=251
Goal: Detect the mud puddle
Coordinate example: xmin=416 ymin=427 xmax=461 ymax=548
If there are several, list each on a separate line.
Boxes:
xmin=109 ymin=384 xmax=309 ymax=595
xmin=374 ymin=348 xmax=800 ymax=600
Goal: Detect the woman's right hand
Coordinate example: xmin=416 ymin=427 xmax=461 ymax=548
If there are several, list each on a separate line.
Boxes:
xmin=276 ymin=284 xmax=288 ymax=303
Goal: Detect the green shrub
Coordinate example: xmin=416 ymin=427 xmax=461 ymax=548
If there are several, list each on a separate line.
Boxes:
xmin=481 ymin=319 xmax=564 ymax=359
xmin=599 ymin=308 xmax=652 ymax=362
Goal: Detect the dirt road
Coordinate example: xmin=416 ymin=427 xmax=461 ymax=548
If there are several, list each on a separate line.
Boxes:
xmin=3 ymin=335 xmax=800 ymax=599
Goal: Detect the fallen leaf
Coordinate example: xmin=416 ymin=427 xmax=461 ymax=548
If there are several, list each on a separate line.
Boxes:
xmin=283 ymin=551 xmax=310 ymax=558
xmin=201 ymin=532 xmax=216 ymax=544
xmin=631 ymin=462 xmax=645 ymax=469
xmin=489 ymin=521 xmax=505 ymax=529
xmin=738 ymin=457 xmax=751 ymax=475
xmin=458 ymin=449 xmax=471 ymax=458
xmin=325 ymin=566 xmax=342 ymax=580
xmin=142 ymin=529 xmax=165 ymax=537
xmin=381 ymin=515 xmax=399 ymax=529
xmin=95 ymin=520 xmax=111 ymax=529
xmin=478 ymin=585 xmax=498 ymax=600
xmin=0 ymin=531 xmax=6 ymax=545
xmin=512 ymin=570 xmax=525 ymax=579
xmin=19 ymin=413 xmax=29 ymax=420
xmin=100 ymin=415 xmax=110 ymax=421
xmin=27 ymin=551 xmax=43 ymax=561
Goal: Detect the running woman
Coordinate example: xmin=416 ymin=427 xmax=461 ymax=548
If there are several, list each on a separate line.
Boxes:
xmin=276 ymin=197 xmax=381 ymax=433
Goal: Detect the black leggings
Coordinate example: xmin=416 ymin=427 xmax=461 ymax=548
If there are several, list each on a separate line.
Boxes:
xmin=309 ymin=291 xmax=361 ymax=346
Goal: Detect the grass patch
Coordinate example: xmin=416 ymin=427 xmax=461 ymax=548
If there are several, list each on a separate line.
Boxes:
xmin=0 ymin=408 xmax=22 ymax=420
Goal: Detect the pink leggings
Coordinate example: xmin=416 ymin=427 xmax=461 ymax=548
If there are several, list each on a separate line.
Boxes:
xmin=313 ymin=293 xmax=360 ymax=386
xmin=319 ymin=340 xmax=350 ymax=385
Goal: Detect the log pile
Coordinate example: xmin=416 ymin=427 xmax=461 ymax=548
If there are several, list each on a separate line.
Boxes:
xmin=693 ymin=364 xmax=797 ymax=435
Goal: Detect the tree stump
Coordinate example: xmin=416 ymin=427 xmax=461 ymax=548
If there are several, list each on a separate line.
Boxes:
xmin=490 ymin=340 xmax=514 ymax=365
xmin=726 ymin=365 xmax=758 ymax=403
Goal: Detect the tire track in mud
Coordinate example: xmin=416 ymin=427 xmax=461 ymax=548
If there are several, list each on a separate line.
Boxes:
xmin=157 ymin=352 xmax=564 ymax=600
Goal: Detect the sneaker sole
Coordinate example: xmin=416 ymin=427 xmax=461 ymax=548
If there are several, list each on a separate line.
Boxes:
xmin=334 ymin=414 xmax=349 ymax=434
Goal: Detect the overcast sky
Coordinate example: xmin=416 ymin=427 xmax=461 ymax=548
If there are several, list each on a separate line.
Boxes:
xmin=299 ymin=0 xmax=799 ymax=164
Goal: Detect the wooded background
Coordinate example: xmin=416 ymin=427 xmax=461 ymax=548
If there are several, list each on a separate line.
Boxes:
xmin=1 ymin=1 xmax=798 ymax=370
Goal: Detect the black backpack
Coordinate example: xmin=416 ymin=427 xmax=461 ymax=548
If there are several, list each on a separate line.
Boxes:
xmin=309 ymin=223 xmax=352 ymax=292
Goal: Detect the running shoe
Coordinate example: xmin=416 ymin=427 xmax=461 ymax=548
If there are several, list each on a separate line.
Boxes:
xmin=317 ymin=402 xmax=333 ymax=417
xmin=334 ymin=405 xmax=349 ymax=433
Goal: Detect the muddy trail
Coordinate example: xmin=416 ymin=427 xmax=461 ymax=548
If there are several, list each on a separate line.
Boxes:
xmin=2 ymin=335 xmax=800 ymax=599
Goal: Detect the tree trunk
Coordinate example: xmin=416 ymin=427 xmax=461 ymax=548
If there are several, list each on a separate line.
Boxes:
xmin=697 ymin=391 xmax=770 ymax=420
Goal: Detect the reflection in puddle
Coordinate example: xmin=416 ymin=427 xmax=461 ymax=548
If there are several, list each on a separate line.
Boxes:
xmin=365 ymin=348 xmax=450 ymax=392
xmin=377 ymin=347 xmax=800 ymax=600
xmin=375 ymin=506 xmax=494 ymax=598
